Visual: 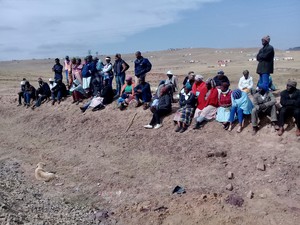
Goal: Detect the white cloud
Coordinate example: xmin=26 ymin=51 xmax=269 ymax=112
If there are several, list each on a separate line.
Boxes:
xmin=0 ymin=0 xmax=219 ymax=60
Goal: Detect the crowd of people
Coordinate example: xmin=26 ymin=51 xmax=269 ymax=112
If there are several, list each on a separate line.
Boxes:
xmin=17 ymin=36 xmax=300 ymax=137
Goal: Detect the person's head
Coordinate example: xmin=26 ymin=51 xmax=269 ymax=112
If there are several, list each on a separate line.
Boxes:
xmin=160 ymin=85 xmax=170 ymax=96
xmin=65 ymin=55 xmax=69 ymax=61
xmin=188 ymin=71 xmax=195 ymax=80
xmin=87 ymin=55 xmax=93 ymax=62
xmin=217 ymin=70 xmax=224 ymax=79
xmin=115 ymin=53 xmax=121 ymax=61
xmin=125 ymin=76 xmax=132 ymax=85
xmin=55 ymin=58 xmax=60 ymax=64
xmin=20 ymin=80 xmax=26 ymax=86
xmin=286 ymin=79 xmax=297 ymax=93
xmin=49 ymin=78 xmax=54 ymax=84
xmin=258 ymin=88 xmax=266 ymax=96
xmin=166 ymin=70 xmax=173 ymax=79
xmin=184 ymin=82 xmax=192 ymax=94
xmin=71 ymin=57 xmax=76 ymax=64
xmin=105 ymin=56 xmax=111 ymax=63
xmin=38 ymin=78 xmax=43 ymax=85
xmin=135 ymin=51 xmax=142 ymax=59
xmin=232 ymin=89 xmax=242 ymax=100
xmin=261 ymin=35 xmax=270 ymax=46
xmin=76 ymin=58 xmax=81 ymax=65
xmin=93 ymin=56 xmax=99 ymax=62
xmin=243 ymin=70 xmax=249 ymax=79
xmin=220 ymin=82 xmax=230 ymax=92
xmin=206 ymin=78 xmax=216 ymax=90
xmin=25 ymin=81 xmax=30 ymax=87
xmin=138 ymin=76 xmax=145 ymax=84
xmin=194 ymin=74 xmax=204 ymax=84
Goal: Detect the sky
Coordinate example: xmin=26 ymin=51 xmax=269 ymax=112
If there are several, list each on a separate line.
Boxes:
xmin=0 ymin=0 xmax=299 ymax=61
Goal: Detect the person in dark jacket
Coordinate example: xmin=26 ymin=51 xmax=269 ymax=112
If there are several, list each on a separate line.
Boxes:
xmin=256 ymin=35 xmax=275 ymax=92
xmin=134 ymin=76 xmax=152 ymax=109
xmin=52 ymin=58 xmax=63 ymax=82
xmin=51 ymin=79 xmax=67 ymax=105
xmin=113 ymin=53 xmax=129 ymax=96
xmin=182 ymin=71 xmax=195 ymax=87
xmin=213 ymin=70 xmax=230 ymax=88
xmin=277 ymin=80 xmax=300 ymax=136
xmin=134 ymin=51 xmax=152 ymax=83
xmin=82 ymin=55 xmax=96 ymax=92
xmin=17 ymin=78 xmax=26 ymax=106
xmin=32 ymin=78 xmax=51 ymax=109
xmin=23 ymin=81 xmax=36 ymax=108
xmin=144 ymin=86 xmax=172 ymax=129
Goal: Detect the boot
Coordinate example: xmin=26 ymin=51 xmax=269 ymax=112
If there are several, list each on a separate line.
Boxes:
xmin=193 ymin=122 xmax=201 ymax=130
xmin=252 ymin=126 xmax=259 ymax=136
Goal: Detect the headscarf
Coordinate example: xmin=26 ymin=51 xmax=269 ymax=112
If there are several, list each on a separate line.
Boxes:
xmin=262 ymin=35 xmax=270 ymax=43
xmin=232 ymin=89 xmax=242 ymax=100
xmin=287 ymin=79 xmax=297 ymax=88
xmin=195 ymin=74 xmax=204 ymax=82
xmin=206 ymin=78 xmax=216 ymax=88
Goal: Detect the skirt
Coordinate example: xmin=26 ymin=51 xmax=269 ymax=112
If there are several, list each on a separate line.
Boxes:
xmin=194 ymin=105 xmax=217 ymax=120
xmin=82 ymin=77 xmax=91 ymax=89
xmin=174 ymin=106 xmax=195 ymax=125
xmin=216 ymin=106 xmax=231 ymax=122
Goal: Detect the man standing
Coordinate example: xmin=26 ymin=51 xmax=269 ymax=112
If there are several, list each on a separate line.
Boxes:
xmin=256 ymin=35 xmax=275 ymax=92
xmin=251 ymin=88 xmax=277 ymax=135
xmin=64 ymin=56 xmax=71 ymax=85
xmin=52 ymin=58 xmax=63 ymax=82
xmin=113 ymin=53 xmax=129 ymax=96
xmin=277 ymin=80 xmax=300 ymax=136
xmin=134 ymin=51 xmax=152 ymax=83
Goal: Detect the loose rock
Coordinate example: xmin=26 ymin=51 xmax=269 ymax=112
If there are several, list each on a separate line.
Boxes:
xmin=247 ymin=191 xmax=254 ymax=199
xmin=257 ymin=161 xmax=266 ymax=171
xmin=227 ymin=171 xmax=234 ymax=179
xmin=226 ymin=183 xmax=233 ymax=191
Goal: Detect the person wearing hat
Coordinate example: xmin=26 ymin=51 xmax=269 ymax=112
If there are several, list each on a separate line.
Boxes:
xmin=251 ymin=88 xmax=278 ymax=135
xmin=173 ymin=83 xmax=197 ymax=133
xmin=32 ymin=78 xmax=51 ymax=109
xmin=193 ymin=78 xmax=219 ymax=129
xmin=256 ymin=35 xmax=275 ymax=92
xmin=52 ymin=58 xmax=63 ymax=83
xmin=238 ymin=70 xmax=254 ymax=94
xmin=192 ymin=74 xmax=207 ymax=117
xmin=213 ymin=70 xmax=230 ymax=89
xmin=227 ymin=89 xmax=253 ymax=133
xmin=117 ymin=76 xmax=136 ymax=110
xmin=216 ymin=82 xmax=232 ymax=129
xmin=134 ymin=51 xmax=152 ymax=84
xmin=165 ymin=70 xmax=178 ymax=93
xmin=277 ymin=80 xmax=300 ymax=136
xmin=17 ymin=78 xmax=27 ymax=106
xmin=113 ymin=53 xmax=130 ymax=96
xmin=64 ymin=56 xmax=71 ymax=85
xmin=102 ymin=56 xmax=113 ymax=87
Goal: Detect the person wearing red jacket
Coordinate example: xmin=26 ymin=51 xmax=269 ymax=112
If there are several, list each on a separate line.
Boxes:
xmin=194 ymin=78 xmax=219 ymax=129
xmin=192 ymin=74 xmax=207 ymax=112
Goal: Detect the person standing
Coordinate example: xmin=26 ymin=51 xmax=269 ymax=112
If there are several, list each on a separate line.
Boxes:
xmin=134 ymin=51 xmax=152 ymax=83
xmin=113 ymin=53 xmax=129 ymax=96
xmin=64 ymin=56 xmax=71 ymax=85
xmin=256 ymin=35 xmax=275 ymax=92
xmin=102 ymin=56 xmax=113 ymax=87
xmin=52 ymin=58 xmax=63 ymax=82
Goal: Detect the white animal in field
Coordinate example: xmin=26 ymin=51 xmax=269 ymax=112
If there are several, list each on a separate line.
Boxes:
xmin=35 ymin=162 xmax=57 ymax=182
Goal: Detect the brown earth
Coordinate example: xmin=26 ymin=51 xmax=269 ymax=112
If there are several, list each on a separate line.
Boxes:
xmin=0 ymin=48 xmax=300 ymax=225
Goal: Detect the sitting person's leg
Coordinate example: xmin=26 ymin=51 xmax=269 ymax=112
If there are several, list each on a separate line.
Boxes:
xmin=294 ymin=108 xmax=300 ymax=136
xmin=236 ymin=107 xmax=244 ymax=132
xmin=278 ymin=106 xmax=292 ymax=135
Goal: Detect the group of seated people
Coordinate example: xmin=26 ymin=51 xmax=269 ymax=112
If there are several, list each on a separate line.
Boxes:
xmin=17 ymin=56 xmax=300 ymax=137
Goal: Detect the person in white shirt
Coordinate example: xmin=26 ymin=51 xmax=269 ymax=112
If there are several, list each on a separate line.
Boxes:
xmin=238 ymin=70 xmax=253 ymax=94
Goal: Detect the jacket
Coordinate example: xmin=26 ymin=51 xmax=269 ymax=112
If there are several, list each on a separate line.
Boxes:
xmin=134 ymin=57 xmax=152 ymax=77
xmin=231 ymin=91 xmax=253 ymax=115
xmin=213 ymin=75 xmax=230 ymax=87
xmin=204 ymin=88 xmax=219 ymax=107
xmin=256 ymin=43 xmax=274 ymax=74
xmin=192 ymin=81 xmax=208 ymax=110
xmin=100 ymin=85 xmax=114 ymax=105
xmin=253 ymin=92 xmax=276 ymax=110
xmin=53 ymin=64 xmax=63 ymax=82
xmin=157 ymin=94 xmax=172 ymax=111
xmin=179 ymin=92 xmax=197 ymax=108
xmin=280 ymin=89 xmax=300 ymax=108
xmin=37 ymin=82 xmax=51 ymax=97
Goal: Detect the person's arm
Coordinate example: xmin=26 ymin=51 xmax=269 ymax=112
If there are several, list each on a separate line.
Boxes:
xmin=280 ymin=91 xmax=296 ymax=107
xmin=248 ymin=77 xmax=254 ymax=89
xmin=102 ymin=64 xmax=112 ymax=73
xmin=264 ymin=92 xmax=276 ymax=107
xmin=238 ymin=77 xmax=243 ymax=90
xmin=258 ymin=45 xmax=274 ymax=61
xmin=121 ymin=62 xmax=127 ymax=73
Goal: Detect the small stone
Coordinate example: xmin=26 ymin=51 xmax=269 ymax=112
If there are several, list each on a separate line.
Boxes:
xmin=259 ymin=194 xmax=266 ymax=199
xmin=247 ymin=191 xmax=254 ymax=199
xmin=268 ymin=179 xmax=273 ymax=183
xmin=200 ymin=194 xmax=207 ymax=199
xmin=257 ymin=161 xmax=266 ymax=171
xmin=55 ymin=183 xmax=64 ymax=186
xmin=226 ymin=183 xmax=233 ymax=191
xmin=227 ymin=171 xmax=234 ymax=179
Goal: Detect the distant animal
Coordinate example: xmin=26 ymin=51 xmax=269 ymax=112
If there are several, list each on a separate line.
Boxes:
xmin=35 ymin=162 xmax=57 ymax=182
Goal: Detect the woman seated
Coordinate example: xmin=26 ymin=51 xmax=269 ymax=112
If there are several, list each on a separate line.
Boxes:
xmin=70 ymin=79 xmax=87 ymax=105
xmin=216 ymin=82 xmax=232 ymax=129
xmin=117 ymin=76 xmax=135 ymax=110
xmin=144 ymin=86 xmax=172 ymax=129
xmin=173 ymin=83 xmax=197 ymax=133
xmin=193 ymin=78 xmax=219 ymax=129
xmin=238 ymin=70 xmax=253 ymax=94
xmin=23 ymin=81 xmax=36 ymax=108
xmin=227 ymin=89 xmax=253 ymax=133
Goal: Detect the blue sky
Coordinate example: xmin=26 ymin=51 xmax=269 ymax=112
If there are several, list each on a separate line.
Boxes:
xmin=0 ymin=0 xmax=299 ymax=60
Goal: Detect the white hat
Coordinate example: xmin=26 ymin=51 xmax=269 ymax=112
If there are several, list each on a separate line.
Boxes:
xmin=49 ymin=78 xmax=54 ymax=82
xmin=195 ymin=74 xmax=204 ymax=81
xmin=20 ymin=81 xmax=26 ymax=85
xmin=166 ymin=70 xmax=173 ymax=75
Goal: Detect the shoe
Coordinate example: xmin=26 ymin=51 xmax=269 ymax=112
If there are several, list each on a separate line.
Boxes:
xmin=31 ymin=105 xmax=36 ymax=110
xmin=252 ymin=126 xmax=259 ymax=136
xmin=223 ymin=122 xmax=229 ymax=130
xmin=228 ymin=124 xmax=232 ymax=132
xmin=17 ymin=103 xmax=22 ymax=106
xmin=274 ymin=125 xmax=280 ymax=130
xmin=71 ymin=100 xmax=76 ymax=104
xmin=135 ymin=101 xmax=142 ymax=108
xmin=143 ymin=103 xmax=149 ymax=110
xmin=144 ymin=124 xmax=153 ymax=129
xmin=193 ymin=122 xmax=201 ymax=130
xmin=75 ymin=101 xmax=80 ymax=105
xmin=277 ymin=127 xmax=284 ymax=136
xmin=175 ymin=126 xmax=182 ymax=132
xmin=296 ymin=129 xmax=300 ymax=137
xmin=179 ymin=127 xmax=187 ymax=133
xmin=52 ymin=100 xmax=56 ymax=105
xmin=236 ymin=125 xmax=242 ymax=133
xmin=80 ymin=107 xmax=86 ymax=113
xmin=154 ymin=124 xmax=163 ymax=129
xmin=58 ymin=100 xmax=61 ymax=104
